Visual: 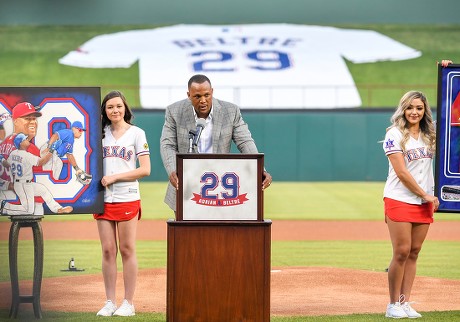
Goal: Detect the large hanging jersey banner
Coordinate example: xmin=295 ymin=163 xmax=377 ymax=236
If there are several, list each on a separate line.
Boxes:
xmin=436 ymin=63 xmax=460 ymax=213
xmin=59 ymin=24 xmax=421 ymax=109
xmin=0 ymin=87 xmax=103 ymax=215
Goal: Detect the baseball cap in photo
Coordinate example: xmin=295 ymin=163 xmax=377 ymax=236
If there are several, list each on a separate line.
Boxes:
xmin=71 ymin=121 xmax=86 ymax=131
xmin=12 ymin=102 xmax=42 ymax=119
xmin=13 ymin=133 xmax=28 ymax=149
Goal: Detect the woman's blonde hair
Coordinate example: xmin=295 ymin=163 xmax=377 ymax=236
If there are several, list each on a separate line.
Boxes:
xmin=389 ymin=90 xmax=436 ymax=152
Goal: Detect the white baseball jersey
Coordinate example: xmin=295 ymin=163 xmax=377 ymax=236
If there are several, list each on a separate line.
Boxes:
xmin=102 ymin=125 xmax=150 ymax=203
xmin=383 ymin=127 xmax=434 ymax=205
xmin=59 ymin=24 xmax=421 ymax=109
xmin=4 ymin=149 xmax=63 ymax=215
xmin=8 ymin=149 xmax=39 ymax=181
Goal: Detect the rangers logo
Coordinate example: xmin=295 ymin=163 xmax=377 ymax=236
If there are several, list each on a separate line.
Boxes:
xmin=385 ymin=138 xmax=395 ymax=150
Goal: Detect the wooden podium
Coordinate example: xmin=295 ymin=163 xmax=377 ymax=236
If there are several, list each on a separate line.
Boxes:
xmin=167 ymin=154 xmax=271 ymax=322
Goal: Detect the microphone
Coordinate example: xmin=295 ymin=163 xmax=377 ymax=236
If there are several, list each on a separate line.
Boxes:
xmin=191 ymin=118 xmax=206 ymax=152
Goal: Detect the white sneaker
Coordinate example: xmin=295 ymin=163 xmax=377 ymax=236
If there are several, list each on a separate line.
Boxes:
xmin=385 ymin=302 xmax=408 ymax=318
xmin=402 ymin=302 xmax=422 ymax=318
xmin=96 ymin=300 xmax=117 ymax=316
xmin=113 ymin=299 xmax=135 ymax=317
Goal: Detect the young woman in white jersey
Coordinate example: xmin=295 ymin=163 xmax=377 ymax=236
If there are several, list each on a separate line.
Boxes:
xmin=94 ymin=91 xmax=151 ymax=317
xmin=382 ymin=91 xmax=439 ymax=319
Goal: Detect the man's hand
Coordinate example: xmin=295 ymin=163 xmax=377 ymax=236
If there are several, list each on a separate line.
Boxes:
xmin=169 ymin=171 xmax=179 ymax=190
xmin=441 ymin=60 xmax=453 ymax=67
xmin=262 ymin=170 xmax=272 ymax=190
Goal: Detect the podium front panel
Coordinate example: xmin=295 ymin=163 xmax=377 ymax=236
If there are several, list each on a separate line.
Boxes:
xmin=167 ymin=220 xmax=271 ymax=322
xmin=177 ymin=154 xmax=264 ymax=221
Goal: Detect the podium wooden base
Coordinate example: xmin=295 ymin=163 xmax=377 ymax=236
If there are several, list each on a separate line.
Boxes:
xmin=167 ymin=220 xmax=271 ymax=322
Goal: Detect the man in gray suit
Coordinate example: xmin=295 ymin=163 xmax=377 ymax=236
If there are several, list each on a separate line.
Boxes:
xmin=160 ymin=74 xmax=272 ymax=211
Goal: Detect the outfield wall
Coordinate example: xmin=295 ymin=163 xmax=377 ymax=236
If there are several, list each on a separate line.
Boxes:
xmin=135 ymin=108 xmax=399 ymax=182
xmin=1 ymin=0 xmax=459 ymax=25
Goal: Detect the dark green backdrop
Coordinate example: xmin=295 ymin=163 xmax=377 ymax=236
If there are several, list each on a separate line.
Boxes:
xmin=1 ymin=0 xmax=458 ymax=25
xmin=135 ymin=109 xmax=399 ymax=182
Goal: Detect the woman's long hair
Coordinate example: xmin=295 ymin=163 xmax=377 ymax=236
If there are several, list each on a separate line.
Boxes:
xmin=100 ymin=90 xmax=133 ymax=139
xmin=389 ymin=90 xmax=436 ymax=152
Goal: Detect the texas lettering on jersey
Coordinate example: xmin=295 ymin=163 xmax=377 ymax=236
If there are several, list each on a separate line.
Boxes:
xmin=103 ymin=145 xmax=133 ymax=161
xmin=0 ymin=136 xmax=20 ymax=182
xmin=0 ymin=139 xmax=14 ymax=156
xmin=405 ymin=147 xmax=433 ymax=162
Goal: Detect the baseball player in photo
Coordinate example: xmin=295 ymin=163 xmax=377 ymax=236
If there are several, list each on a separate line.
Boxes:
xmin=0 ymin=133 xmax=73 ymax=216
xmin=0 ymin=178 xmax=13 ymax=202
xmin=0 ymin=112 xmax=8 ymax=142
xmin=0 ymin=102 xmax=46 ymax=214
xmin=0 ymin=112 xmax=13 ymax=198
xmin=41 ymin=120 xmax=92 ymax=184
xmin=0 ymin=112 xmax=13 ymax=196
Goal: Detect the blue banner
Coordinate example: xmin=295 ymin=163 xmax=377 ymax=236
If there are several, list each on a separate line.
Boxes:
xmin=436 ymin=65 xmax=460 ymax=212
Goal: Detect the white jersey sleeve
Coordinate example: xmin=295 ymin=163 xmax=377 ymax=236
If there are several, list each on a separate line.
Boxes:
xmin=338 ymin=29 xmax=421 ymax=63
xmin=134 ymin=127 xmax=150 ymax=158
xmin=59 ymin=31 xmax=139 ymax=68
xmin=383 ymin=127 xmax=403 ymax=156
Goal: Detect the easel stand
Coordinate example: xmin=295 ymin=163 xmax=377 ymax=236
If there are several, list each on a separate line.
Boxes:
xmin=8 ymin=215 xmax=44 ymax=319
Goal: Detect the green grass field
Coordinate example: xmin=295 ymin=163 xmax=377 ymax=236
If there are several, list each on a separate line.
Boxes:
xmin=3 ymin=181 xmax=456 ymax=222
xmin=1 ymin=310 xmax=459 ymax=322
xmin=0 ymin=24 xmax=459 ymax=107
xmin=1 ymin=239 xmax=459 ymax=283
xmin=1 ymin=182 xmax=459 ymax=321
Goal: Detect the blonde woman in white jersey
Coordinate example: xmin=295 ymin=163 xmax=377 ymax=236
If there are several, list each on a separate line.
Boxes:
xmin=382 ymin=91 xmax=439 ymax=319
xmin=94 ymin=91 xmax=151 ymax=317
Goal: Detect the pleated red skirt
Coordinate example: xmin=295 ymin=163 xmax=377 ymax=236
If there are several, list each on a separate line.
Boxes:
xmin=93 ymin=200 xmax=141 ymax=221
xmin=384 ymin=197 xmax=433 ymax=224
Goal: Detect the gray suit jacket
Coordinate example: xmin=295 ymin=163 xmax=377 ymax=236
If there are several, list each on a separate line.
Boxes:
xmin=160 ymin=97 xmax=259 ymax=211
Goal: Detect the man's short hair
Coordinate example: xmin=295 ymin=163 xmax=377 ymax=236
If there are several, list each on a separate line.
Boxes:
xmin=188 ymin=74 xmax=211 ymax=89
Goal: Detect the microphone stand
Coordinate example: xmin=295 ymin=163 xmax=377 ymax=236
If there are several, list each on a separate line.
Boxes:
xmin=188 ymin=130 xmax=195 ymax=153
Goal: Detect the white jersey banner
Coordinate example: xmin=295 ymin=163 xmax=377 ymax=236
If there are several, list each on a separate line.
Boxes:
xmin=59 ymin=24 xmax=421 ymax=109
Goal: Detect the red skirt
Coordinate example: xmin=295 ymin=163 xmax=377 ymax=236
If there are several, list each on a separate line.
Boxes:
xmin=93 ymin=200 xmax=141 ymax=221
xmin=384 ymin=197 xmax=433 ymax=224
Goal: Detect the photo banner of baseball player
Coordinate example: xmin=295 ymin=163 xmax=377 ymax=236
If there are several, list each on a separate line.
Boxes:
xmin=435 ymin=64 xmax=460 ymax=213
xmin=0 ymin=87 xmax=103 ymax=215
